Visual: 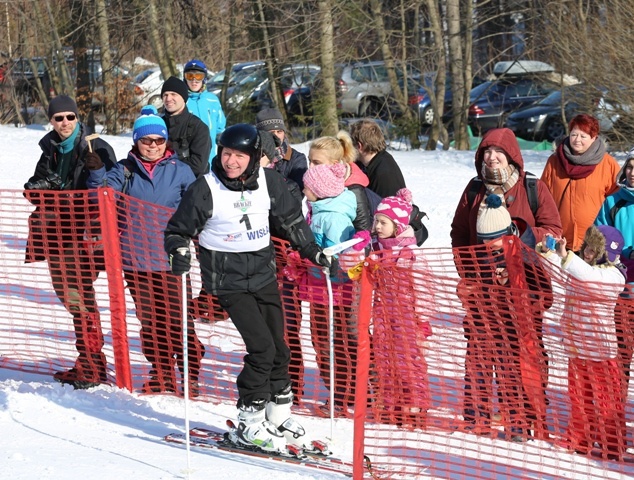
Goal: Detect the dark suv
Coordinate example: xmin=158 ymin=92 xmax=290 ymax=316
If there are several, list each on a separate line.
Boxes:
xmin=465 ymin=60 xmax=560 ymax=135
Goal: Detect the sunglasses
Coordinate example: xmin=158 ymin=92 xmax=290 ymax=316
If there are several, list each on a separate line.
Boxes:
xmin=139 ymin=137 xmax=166 ymax=146
xmin=184 ymin=72 xmax=205 ymax=81
xmin=53 ymin=114 xmax=77 ymax=122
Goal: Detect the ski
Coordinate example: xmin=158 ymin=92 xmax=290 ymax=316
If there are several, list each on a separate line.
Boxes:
xmin=164 ymin=424 xmax=351 ymax=476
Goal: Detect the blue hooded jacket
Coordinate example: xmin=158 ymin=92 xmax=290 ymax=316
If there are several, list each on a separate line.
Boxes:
xmin=187 ymin=90 xmax=226 ymax=161
xmin=87 ymin=149 xmax=195 ymax=271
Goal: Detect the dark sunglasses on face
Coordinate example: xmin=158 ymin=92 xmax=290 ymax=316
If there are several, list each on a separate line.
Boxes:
xmin=139 ymin=137 xmax=166 ymax=146
xmin=184 ymin=72 xmax=205 ymax=81
xmin=53 ymin=114 xmax=76 ymax=122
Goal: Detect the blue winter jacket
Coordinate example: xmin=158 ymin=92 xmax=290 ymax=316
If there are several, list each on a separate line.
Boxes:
xmin=595 ymin=185 xmax=634 ymax=260
xmin=187 ymin=90 xmax=226 ymax=161
xmin=595 ymin=184 xmax=634 ymax=286
xmin=87 ymin=149 xmax=196 ymax=271
xmin=308 ymin=189 xmax=357 ymax=248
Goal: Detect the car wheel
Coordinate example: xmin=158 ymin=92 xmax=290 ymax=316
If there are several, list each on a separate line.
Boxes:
xmin=544 ymin=120 xmax=565 ymax=142
xmin=421 ymin=106 xmax=434 ymax=125
xmin=148 ymin=95 xmax=163 ymax=109
xmin=361 ymin=98 xmax=387 ymax=120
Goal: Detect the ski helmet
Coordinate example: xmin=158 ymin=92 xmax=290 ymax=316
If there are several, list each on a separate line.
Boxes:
xmin=218 ymin=124 xmax=261 ymax=160
xmin=184 ymin=59 xmax=207 ymax=75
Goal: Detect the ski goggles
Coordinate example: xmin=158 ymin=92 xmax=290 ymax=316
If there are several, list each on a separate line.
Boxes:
xmin=184 ymin=72 xmax=205 ymax=81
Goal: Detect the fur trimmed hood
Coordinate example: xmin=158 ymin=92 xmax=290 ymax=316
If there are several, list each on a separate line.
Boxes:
xmin=579 ymin=225 xmax=606 ymax=265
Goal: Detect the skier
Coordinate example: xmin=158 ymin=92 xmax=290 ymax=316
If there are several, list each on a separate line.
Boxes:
xmin=164 ymin=123 xmax=333 ymax=453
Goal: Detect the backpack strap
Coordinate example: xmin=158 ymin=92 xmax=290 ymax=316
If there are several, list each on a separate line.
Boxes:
xmin=524 ymin=171 xmax=539 ymax=216
xmin=610 ymin=198 xmax=628 ymax=225
xmin=467 ymin=177 xmax=483 ymax=208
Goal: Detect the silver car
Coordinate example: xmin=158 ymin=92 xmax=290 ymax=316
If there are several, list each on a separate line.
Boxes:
xmin=338 ymin=60 xmax=420 ymax=119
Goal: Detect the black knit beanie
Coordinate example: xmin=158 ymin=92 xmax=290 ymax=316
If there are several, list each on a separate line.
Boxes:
xmin=48 ymin=95 xmax=79 ymax=119
xmin=161 ymin=76 xmax=189 ymax=102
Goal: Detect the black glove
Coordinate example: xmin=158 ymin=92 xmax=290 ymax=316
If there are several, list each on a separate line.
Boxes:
xmin=85 ymin=152 xmax=104 ymax=170
xmin=259 ymin=130 xmax=282 ymax=162
xmin=300 ymin=243 xmax=339 ymax=277
xmin=169 ymin=247 xmax=191 ymax=275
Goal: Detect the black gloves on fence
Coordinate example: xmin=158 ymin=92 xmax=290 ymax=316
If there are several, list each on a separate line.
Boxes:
xmin=169 ymin=247 xmax=191 ymax=275
xmin=85 ymin=152 xmax=104 ymax=170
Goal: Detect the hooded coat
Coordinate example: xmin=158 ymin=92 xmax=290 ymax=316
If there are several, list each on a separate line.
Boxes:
xmin=595 ymin=160 xmax=634 ymax=282
xmin=451 ymin=128 xmax=562 ymax=248
xmin=540 ymin=137 xmax=619 ymax=252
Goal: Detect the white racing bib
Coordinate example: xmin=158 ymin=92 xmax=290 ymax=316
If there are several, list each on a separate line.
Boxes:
xmin=199 ymin=169 xmax=271 ymax=252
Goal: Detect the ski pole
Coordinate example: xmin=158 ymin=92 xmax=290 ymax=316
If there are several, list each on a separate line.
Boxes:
xmin=324 ymin=266 xmax=335 ymax=439
xmin=182 ymin=271 xmax=191 ymax=477
xmin=321 ymin=237 xmax=364 ymax=439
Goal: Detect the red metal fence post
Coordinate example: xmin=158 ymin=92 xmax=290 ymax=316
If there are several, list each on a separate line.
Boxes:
xmin=98 ymin=187 xmax=132 ymax=390
xmin=353 ymin=262 xmax=374 ymax=479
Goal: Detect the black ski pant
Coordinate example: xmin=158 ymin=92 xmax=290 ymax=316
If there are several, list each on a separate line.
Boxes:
xmin=218 ymin=280 xmax=291 ymax=407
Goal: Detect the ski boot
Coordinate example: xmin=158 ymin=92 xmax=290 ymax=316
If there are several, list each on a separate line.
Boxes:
xmin=266 ymin=383 xmax=306 ymax=446
xmin=233 ymin=399 xmax=287 ymax=453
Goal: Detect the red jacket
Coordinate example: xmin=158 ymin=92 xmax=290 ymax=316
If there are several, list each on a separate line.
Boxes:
xmin=451 ymin=128 xmax=562 ymax=247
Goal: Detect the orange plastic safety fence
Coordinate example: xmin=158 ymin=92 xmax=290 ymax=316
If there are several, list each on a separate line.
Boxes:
xmin=354 ymin=236 xmax=634 ymax=479
xmin=3 ymin=188 xmax=634 ymax=479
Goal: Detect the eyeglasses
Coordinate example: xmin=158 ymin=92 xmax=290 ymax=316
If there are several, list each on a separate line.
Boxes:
xmin=184 ymin=72 xmax=205 ymax=81
xmin=53 ymin=114 xmax=77 ymax=122
xmin=139 ymin=137 xmax=166 ymax=146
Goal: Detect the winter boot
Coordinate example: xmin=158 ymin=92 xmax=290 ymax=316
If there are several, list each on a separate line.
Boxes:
xmin=54 ymin=353 xmax=108 ymax=390
xmin=234 ymin=399 xmax=287 ymax=452
xmin=266 ymin=384 xmax=306 ymax=446
xmin=142 ymin=368 xmax=176 ymax=394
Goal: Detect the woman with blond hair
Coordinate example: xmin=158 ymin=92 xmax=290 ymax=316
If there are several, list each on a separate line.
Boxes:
xmin=308 ymin=130 xmax=372 ymax=232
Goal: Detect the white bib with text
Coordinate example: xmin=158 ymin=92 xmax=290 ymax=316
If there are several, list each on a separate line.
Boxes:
xmin=199 ymin=170 xmax=271 ymax=252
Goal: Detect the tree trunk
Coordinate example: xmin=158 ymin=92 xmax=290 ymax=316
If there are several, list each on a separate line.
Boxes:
xmin=447 ymin=0 xmax=470 ymax=150
xmin=145 ymin=0 xmax=169 ymax=79
xmin=369 ymin=0 xmax=420 ymax=149
xmin=317 ymin=0 xmax=338 ymax=136
xmin=95 ymin=0 xmax=116 ymax=132
xmin=70 ymin=0 xmax=93 ymax=131
xmin=255 ymin=0 xmax=288 ymax=127
xmin=423 ymin=0 xmax=448 ymax=150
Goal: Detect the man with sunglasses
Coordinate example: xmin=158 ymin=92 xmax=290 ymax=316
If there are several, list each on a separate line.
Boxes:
xmin=24 ymin=95 xmax=117 ymax=389
xmin=160 ymin=76 xmax=211 ymax=178
xmin=183 ymin=59 xmax=226 ymax=162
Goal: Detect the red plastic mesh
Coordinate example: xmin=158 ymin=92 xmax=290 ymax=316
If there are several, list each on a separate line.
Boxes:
xmin=2 ymin=189 xmax=634 ymax=478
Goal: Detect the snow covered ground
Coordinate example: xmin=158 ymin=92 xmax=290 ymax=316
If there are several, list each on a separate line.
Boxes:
xmin=0 ymin=123 xmax=630 ymax=479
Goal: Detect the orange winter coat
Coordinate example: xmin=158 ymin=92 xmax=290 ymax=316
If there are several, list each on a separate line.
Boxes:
xmin=541 ymin=143 xmax=619 ymax=252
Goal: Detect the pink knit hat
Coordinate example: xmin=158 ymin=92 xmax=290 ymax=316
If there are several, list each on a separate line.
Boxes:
xmin=375 ymin=188 xmax=413 ymax=235
xmin=303 ymin=163 xmax=347 ymax=199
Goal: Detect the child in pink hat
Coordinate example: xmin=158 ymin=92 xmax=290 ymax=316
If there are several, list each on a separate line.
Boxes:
xmin=370 ymin=188 xmax=432 ymax=428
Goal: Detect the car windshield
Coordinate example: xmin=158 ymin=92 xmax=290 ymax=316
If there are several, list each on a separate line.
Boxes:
xmin=209 ymin=70 xmax=225 ymax=83
xmin=536 ymin=89 xmax=564 ymax=106
xmin=135 ymin=69 xmax=156 ymax=83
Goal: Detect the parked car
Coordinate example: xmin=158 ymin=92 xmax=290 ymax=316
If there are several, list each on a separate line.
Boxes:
xmin=337 ymin=60 xmax=421 ymax=119
xmin=10 ymin=52 xmax=129 ymax=110
xmin=224 ymin=64 xmax=320 ymax=125
xmin=206 ymin=61 xmax=265 ymax=96
xmin=467 ymin=76 xmax=560 ymax=135
xmin=408 ymin=73 xmax=486 ymax=126
xmin=505 ymin=84 xmax=626 ymax=142
xmin=132 ymin=64 xmax=184 ymax=109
